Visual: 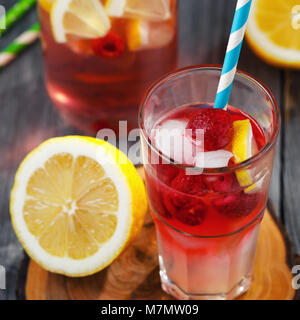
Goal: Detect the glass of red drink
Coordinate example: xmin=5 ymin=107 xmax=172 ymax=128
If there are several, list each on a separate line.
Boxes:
xmin=139 ymin=66 xmax=280 ymax=300
xmin=38 ymin=0 xmax=178 ymax=135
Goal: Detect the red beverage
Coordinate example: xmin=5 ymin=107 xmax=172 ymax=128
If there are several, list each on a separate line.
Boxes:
xmin=144 ymin=105 xmax=267 ymax=297
xmin=139 ymin=66 xmax=280 ymax=299
xmin=146 ymin=104 xmax=266 ymax=236
xmin=38 ymin=0 xmax=178 ymax=135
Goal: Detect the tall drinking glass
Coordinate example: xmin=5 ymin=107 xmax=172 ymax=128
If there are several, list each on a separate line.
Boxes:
xmin=38 ymin=0 xmax=178 ymax=135
xmin=139 ymin=66 xmax=280 ymax=300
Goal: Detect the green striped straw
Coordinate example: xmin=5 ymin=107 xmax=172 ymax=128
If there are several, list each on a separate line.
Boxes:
xmin=0 ymin=0 xmax=37 ymax=35
xmin=0 ymin=22 xmax=40 ymax=68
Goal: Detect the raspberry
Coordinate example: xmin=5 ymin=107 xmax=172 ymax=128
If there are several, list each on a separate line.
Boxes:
xmin=162 ymin=172 xmax=207 ymax=226
xmin=92 ymin=32 xmax=125 ymax=59
xmin=171 ymin=172 xmax=207 ymax=196
xmin=213 ymin=192 xmax=260 ymax=218
xmin=186 ymin=108 xmax=233 ymax=151
xmin=163 ymin=192 xmax=190 ymax=215
xmin=153 ymin=164 xmax=179 ymax=184
xmin=163 ymin=192 xmax=206 ymax=226
xmin=174 ymin=204 xmax=206 ymax=226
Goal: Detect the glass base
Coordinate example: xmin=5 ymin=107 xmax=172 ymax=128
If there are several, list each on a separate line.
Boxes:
xmin=160 ymin=268 xmax=252 ymax=300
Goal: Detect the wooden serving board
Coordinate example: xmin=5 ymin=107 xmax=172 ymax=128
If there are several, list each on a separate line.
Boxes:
xmin=25 ymin=169 xmax=297 ymax=300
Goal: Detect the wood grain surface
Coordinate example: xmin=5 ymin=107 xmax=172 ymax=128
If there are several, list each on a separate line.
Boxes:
xmin=283 ymin=71 xmax=300 ymax=253
xmin=25 ymin=208 xmax=295 ymax=300
xmin=0 ymin=0 xmax=299 ymax=300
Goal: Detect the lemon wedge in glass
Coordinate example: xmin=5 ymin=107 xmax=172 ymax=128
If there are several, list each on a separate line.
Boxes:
xmin=232 ymin=119 xmax=255 ymax=190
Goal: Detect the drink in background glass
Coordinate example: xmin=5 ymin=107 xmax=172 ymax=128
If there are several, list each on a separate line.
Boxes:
xmin=139 ymin=66 xmax=280 ymax=300
xmin=38 ymin=0 xmax=178 ymax=135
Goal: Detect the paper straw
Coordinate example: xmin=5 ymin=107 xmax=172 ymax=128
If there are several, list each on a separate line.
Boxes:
xmin=0 ymin=0 xmax=37 ymax=35
xmin=0 ymin=23 xmax=40 ymax=68
xmin=214 ymin=0 xmax=252 ymax=110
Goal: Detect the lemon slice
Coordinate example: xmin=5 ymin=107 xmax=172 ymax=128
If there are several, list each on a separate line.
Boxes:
xmin=126 ymin=19 xmax=149 ymax=51
xmin=106 ymin=0 xmax=171 ymax=21
xmin=51 ymin=0 xmax=111 ymax=43
xmin=10 ymin=136 xmax=147 ymax=277
xmin=232 ymin=119 xmax=254 ymax=188
xmin=39 ymin=0 xmax=54 ymax=12
xmin=232 ymin=120 xmax=253 ymax=164
xmin=246 ymin=0 xmax=300 ymax=68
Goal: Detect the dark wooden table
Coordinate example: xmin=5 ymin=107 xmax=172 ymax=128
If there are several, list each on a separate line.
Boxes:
xmin=0 ymin=0 xmax=299 ymax=300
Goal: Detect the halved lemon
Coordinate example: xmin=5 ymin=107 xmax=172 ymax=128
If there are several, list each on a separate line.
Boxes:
xmin=10 ymin=136 xmax=147 ymax=277
xmin=246 ymin=0 xmax=300 ymax=68
xmin=51 ymin=0 xmax=111 ymax=43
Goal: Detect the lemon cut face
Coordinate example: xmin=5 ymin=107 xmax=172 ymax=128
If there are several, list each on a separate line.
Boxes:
xmin=246 ymin=0 xmax=300 ymax=68
xmin=24 ymin=153 xmax=118 ymax=260
xmin=10 ymin=137 xmax=147 ymax=276
xmin=51 ymin=0 xmax=111 ymax=42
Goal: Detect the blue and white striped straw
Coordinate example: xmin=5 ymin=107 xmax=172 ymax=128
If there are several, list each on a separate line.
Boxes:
xmin=214 ymin=0 xmax=252 ymax=110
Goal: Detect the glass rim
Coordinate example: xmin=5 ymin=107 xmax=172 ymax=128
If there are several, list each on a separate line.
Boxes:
xmin=151 ymin=204 xmax=265 ymax=238
xmin=138 ymin=64 xmax=281 ymax=173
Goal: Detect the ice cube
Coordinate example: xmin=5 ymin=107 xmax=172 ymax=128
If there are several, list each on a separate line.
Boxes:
xmin=146 ymin=20 xmax=175 ymax=49
xmin=106 ymin=0 xmax=172 ymax=21
xmin=127 ymin=19 xmax=175 ymax=51
xmin=195 ymin=150 xmax=233 ymax=168
xmin=153 ymin=120 xmax=195 ymax=164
